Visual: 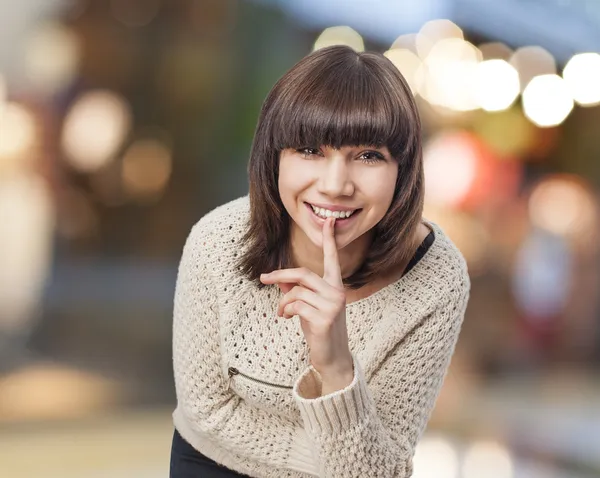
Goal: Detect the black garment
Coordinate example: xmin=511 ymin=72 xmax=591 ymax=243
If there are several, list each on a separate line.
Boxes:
xmin=170 ymin=429 xmax=248 ymax=477
xmin=170 ymin=230 xmax=435 ymax=477
xmin=402 ymin=229 xmax=435 ymax=277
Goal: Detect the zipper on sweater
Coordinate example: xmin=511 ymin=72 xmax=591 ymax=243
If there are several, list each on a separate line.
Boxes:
xmin=228 ymin=367 xmax=293 ymax=390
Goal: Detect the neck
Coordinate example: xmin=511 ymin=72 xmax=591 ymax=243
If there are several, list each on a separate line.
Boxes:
xmin=289 ymin=224 xmax=373 ymax=281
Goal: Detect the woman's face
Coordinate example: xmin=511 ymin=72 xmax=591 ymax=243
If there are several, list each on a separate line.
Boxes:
xmin=278 ymin=145 xmax=399 ymax=250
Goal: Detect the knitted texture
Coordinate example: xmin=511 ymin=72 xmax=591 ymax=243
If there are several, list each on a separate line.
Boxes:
xmin=172 ymin=195 xmax=470 ymax=478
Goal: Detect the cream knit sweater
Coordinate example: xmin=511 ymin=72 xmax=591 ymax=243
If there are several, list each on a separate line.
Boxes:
xmin=172 ymin=195 xmax=470 ymax=478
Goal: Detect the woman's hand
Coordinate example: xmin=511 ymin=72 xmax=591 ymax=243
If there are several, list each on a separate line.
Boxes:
xmin=260 ymin=217 xmax=354 ymax=392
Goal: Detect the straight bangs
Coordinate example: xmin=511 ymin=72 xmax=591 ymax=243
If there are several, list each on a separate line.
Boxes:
xmin=268 ymin=53 xmax=417 ymax=162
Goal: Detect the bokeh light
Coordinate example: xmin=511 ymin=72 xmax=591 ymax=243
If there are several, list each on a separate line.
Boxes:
xmin=61 ymin=90 xmax=132 ymax=173
xmin=24 ymin=22 xmax=80 ymax=95
xmin=528 ymin=175 xmax=597 ymax=239
xmin=416 ymin=19 xmax=464 ymax=59
xmin=0 ymin=74 xmax=6 ymax=111
xmin=510 ymin=46 xmax=556 ymax=91
xmin=0 ymin=174 xmax=54 ymax=333
xmin=390 ymin=33 xmax=419 ymax=55
xmin=383 ymin=48 xmax=422 ymax=94
xmin=418 ymin=38 xmax=481 ymax=111
xmin=121 ymin=138 xmax=172 ymax=202
xmin=512 ymin=229 xmax=572 ymax=321
xmin=522 ymin=74 xmax=574 ymax=127
xmin=313 ymin=26 xmax=364 ymax=52
xmin=562 ymin=52 xmax=600 ymax=106
xmin=0 ymin=102 xmax=37 ymax=163
xmin=0 ymin=364 xmax=117 ymax=422
xmin=479 ymin=42 xmax=513 ymax=61
xmin=472 ymin=107 xmax=537 ymax=157
xmin=413 ymin=435 xmax=459 ymax=478
xmin=474 ymin=59 xmax=520 ymax=112
xmin=462 ymin=441 xmax=514 ymax=478
xmin=424 ymin=132 xmax=478 ymax=207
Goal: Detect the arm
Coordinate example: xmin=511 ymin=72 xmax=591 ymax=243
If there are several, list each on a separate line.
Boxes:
xmin=292 ymin=289 xmax=470 ymax=478
xmin=172 ymin=223 xmax=318 ymax=474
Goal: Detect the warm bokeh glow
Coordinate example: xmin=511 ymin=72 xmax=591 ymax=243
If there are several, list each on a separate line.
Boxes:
xmin=0 ymin=174 xmax=54 ymax=333
xmin=61 ymin=90 xmax=132 ymax=172
xmin=463 ymin=441 xmax=514 ymax=478
xmin=390 ymin=33 xmax=419 ymax=55
xmin=479 ymin=42 xmax=513 ymax=61
xmin=121 ymin=138 xmax=172 ymax=201
xmin=528 ymin=176 xmax=597 ymax=238
xmin=562 ymin=52 xmax=600 ymax=106
xmin=522 ymin=74 xmax=574 ymax=127
xmin=0 ymin=103 xmax=37 ymax=161
xmin=383 ymin=48 xmax=422 ymax=94
xmin=416 ymin=19 xmax=463 ymax=59
xmin=418 ymin=38 xmax=481 ymax=111
xmin=24 ymin=22 xmax=80 ymax=95
xmin=313 ymin=26 xmax=364 ymax=52
xmin=0 ymin=363 xmax=117 ymax=422
xmin=0 ymin=74 xmax=6 ymax=111
xmin=473 ymin=107 xmax=536 ymax=157
xmin=475 ymin=59 xmax=520 ymax=112
xmin=413 ymin=435 xmax=459 ymax=478
xmin=424 ymin=132 xmax=478 ymax=207
xmin=510 ymin=46 xmax=556 ymax=91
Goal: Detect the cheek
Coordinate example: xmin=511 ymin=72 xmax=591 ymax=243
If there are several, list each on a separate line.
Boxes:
xmin=278 ymin=160 xmax=313 ymax=196
xmin=364 ymin=167 xmax=398 ymax=205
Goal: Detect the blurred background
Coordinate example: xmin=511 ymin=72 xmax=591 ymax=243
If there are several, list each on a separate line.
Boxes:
xmin=1 ymin=0 xmax=600 ymax=477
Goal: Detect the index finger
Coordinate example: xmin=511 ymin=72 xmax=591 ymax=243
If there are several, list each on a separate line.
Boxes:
xmin=322 ymin=217 xmax=343 ymax=287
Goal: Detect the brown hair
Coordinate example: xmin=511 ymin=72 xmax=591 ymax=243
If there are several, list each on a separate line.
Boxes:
xmin=237 ymin=45 xmax=424 ymax=290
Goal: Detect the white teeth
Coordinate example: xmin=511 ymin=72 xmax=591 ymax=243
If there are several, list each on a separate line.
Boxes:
xmin=310 ymin=204 xmax=356 ymax=219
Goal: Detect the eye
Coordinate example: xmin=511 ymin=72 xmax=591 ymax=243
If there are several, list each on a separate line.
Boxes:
xmin=296 ymin=147 xmax=321 ymax=158
xmin=358 ymin=151 xmax=385 ymax=164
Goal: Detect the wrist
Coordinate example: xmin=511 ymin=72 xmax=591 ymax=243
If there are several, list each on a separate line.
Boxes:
xmin=318 ymin=360 xmax=355 ymax=395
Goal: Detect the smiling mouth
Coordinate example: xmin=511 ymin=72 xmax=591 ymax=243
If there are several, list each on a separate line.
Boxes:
xmin=304 ymin=202 xmax=362 ymax=221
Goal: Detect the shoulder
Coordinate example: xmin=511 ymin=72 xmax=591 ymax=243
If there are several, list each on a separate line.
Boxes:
xmin=181 ymin=195 xmax=250 ymax=268
xmin=426 ymin=220 xmax=471 ymax=305
xmin=394 ymin=219 xmax=470 ymax=312
xmin=187 ymin=195 xmax=249 ymax=245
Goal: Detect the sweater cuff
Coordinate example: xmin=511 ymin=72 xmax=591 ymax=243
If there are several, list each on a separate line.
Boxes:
xmin=292 ymin=355 xmax=374 ymax=435
xmin=286 ymin=427 xmax=320 ymax=476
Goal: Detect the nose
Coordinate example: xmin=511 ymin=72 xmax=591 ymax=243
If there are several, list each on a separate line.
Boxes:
xmin=317 ymin=156 xmax=354 ymax=197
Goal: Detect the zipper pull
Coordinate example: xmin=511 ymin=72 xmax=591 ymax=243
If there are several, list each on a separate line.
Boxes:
xmin=227 ymin=367 xmax=238 ymax=388
xmin=228 ymin=367 xmax=239 ymax=377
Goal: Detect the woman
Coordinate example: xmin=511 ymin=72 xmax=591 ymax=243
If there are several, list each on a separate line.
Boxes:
xmin=170 ymin=45 xmax=470 ymax=478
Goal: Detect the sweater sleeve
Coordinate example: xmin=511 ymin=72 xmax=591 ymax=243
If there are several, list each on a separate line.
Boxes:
xmin=292 ymin=288 xmax=470 ymax=478
xmin=172 ymin=223 xmax=319 ymax=475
